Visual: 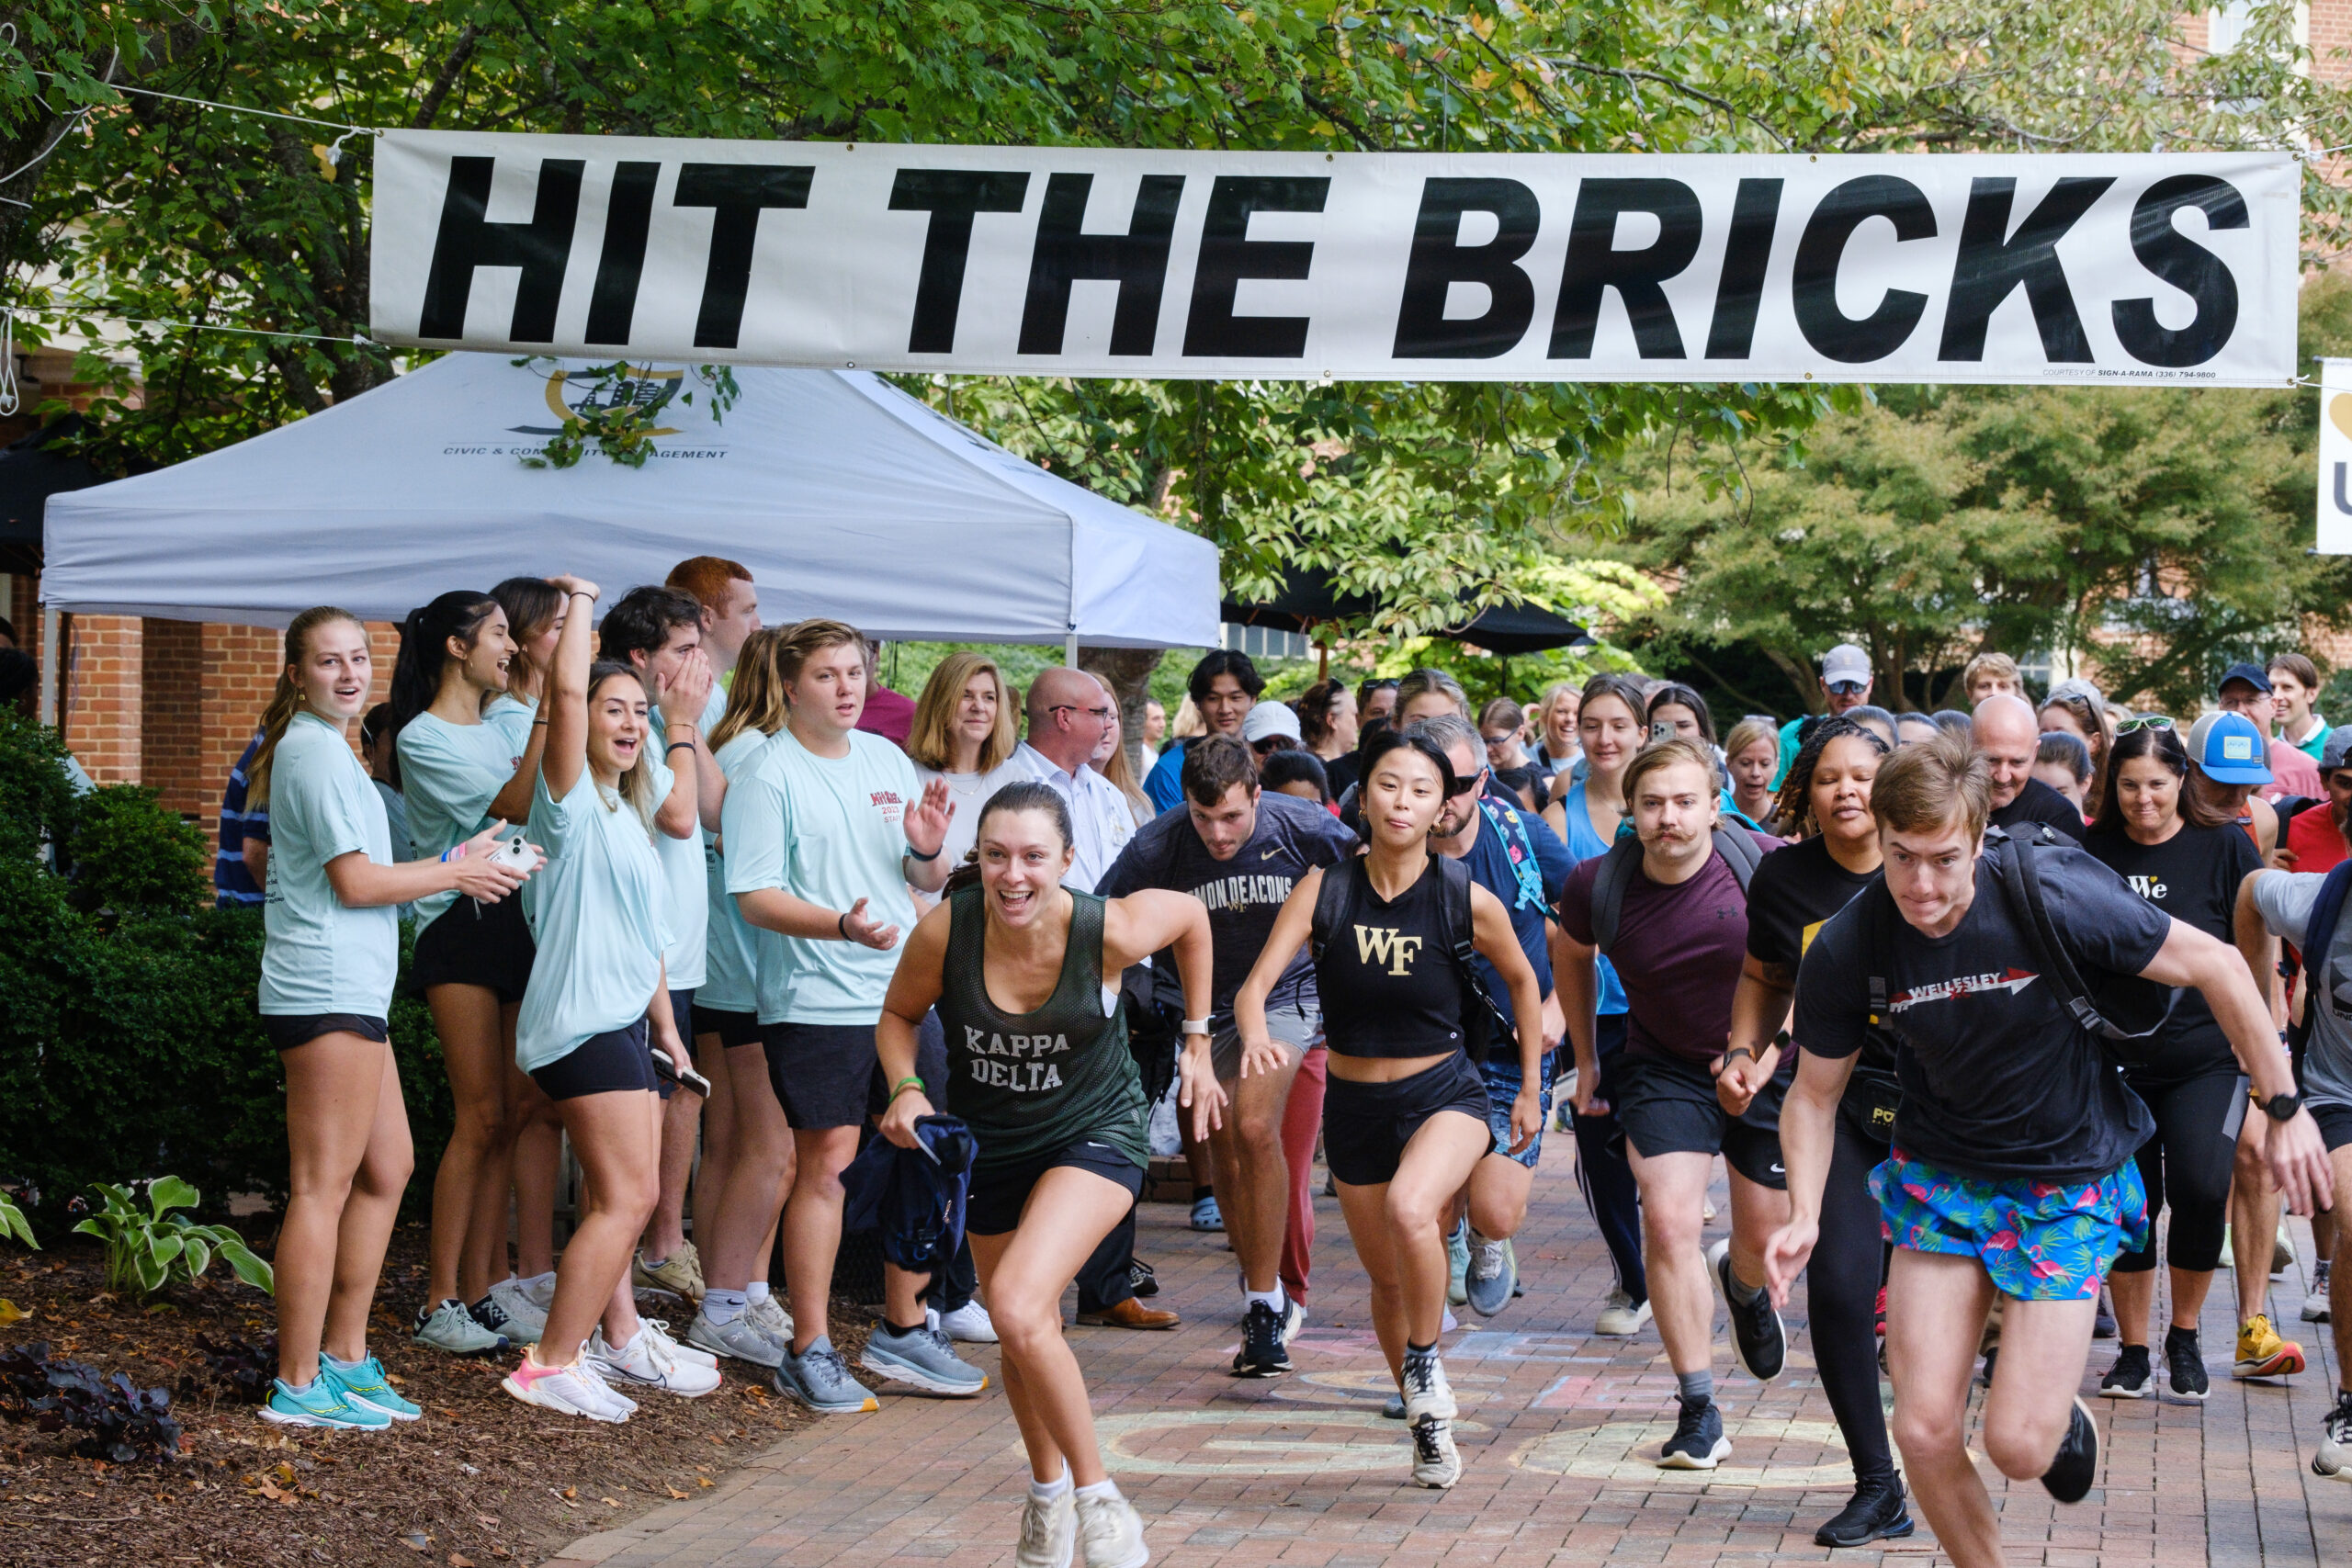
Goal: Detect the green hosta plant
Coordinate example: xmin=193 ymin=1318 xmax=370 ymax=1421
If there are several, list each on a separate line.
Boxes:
xmin=0 ymin=1192 xmax=32 ymax=1250
xmin=71 ymin=1179 xmax=272 ymax=1299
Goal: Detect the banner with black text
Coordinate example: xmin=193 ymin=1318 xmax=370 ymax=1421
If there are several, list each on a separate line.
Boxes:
xmin=369 ymin=133 xmax=2298 ymax=386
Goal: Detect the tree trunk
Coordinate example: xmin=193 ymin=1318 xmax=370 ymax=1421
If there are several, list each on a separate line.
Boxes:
xmin=1079 ymin=646 xmax=1167 ymax=773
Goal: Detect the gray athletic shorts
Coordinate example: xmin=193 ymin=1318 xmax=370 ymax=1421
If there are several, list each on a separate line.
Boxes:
xmin=1213 ymin=1005 xmax=1318 ymax=1083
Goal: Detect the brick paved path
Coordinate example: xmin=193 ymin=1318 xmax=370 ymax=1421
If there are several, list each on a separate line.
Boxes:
xmin=553 ymin=1159 xmax=2349 ymax=1568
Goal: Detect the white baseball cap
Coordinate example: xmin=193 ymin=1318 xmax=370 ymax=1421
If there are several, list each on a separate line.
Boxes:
xmin=1242 ymin=702 xmax=1303 ymax=745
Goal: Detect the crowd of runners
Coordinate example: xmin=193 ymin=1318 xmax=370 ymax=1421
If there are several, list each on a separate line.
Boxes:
xmin=234 ymin=577 xmax=2352 ymax=1568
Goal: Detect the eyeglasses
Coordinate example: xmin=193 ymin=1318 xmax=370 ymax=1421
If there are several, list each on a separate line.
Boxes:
xmin=1481 ymin=733 xmax=1516 ymax=747
xmin=1444 ymin=772 xmax=1484 ymax=798
xmin=2114 ymin=715 xmax=2175 ymax=735
xmin=1825 ymin=680 xmax=1868 ymax=695
xmin=1046 ymin=705 xmax=1114 ymax=722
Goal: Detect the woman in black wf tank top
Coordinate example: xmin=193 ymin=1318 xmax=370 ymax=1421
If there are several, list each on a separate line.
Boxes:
xmin=879 ymin=783 xmax=1216 ymax=1568
xmin=1236 ymin=732 xmax=1546 ymax=1492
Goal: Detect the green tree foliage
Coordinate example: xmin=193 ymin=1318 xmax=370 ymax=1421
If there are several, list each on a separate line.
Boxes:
xmin=1619 ymin=277 xmax=2352 ymax=715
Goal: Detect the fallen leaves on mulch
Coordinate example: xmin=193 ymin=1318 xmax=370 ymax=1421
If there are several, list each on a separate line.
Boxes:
xmin=0 ymin=1222 xmax=881 ymax=1566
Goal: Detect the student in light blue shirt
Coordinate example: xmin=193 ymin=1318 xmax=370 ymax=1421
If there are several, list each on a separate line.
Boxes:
xmin=724 ymin=618 xmax=975 ymax=1413
xmin=503 ymin=578 xmax=720 ymax=1421
xmin=252 ymin=608 xmax=528 ymax=1431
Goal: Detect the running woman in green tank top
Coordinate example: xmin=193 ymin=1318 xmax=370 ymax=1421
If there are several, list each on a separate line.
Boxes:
xmin=880 ymin=782 xmax=1218 ymax=1568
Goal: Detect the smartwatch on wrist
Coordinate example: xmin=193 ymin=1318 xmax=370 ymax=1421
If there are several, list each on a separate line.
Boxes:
xmin=2257 ymin=1089 xmax=2302 ymax=1122
xmin=1181 ymin=1020 xmax=1210 ymax=1036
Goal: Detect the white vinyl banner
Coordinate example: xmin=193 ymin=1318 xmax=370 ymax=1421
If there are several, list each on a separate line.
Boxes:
xmin=2320 ymin=358 xmax=2352 ymax=553
xmin=368 ymin=133 xmax=2299 ymax=386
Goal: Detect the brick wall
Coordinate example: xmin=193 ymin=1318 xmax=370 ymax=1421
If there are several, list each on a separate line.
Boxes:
xmin=61 ymin=615 xmax=142 ymax=784
xmin=140 ymin=619 xmax=204 ymax=816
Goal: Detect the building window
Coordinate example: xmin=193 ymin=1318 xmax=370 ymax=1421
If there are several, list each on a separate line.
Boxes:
xmin=1221 ymin=624 xmax=1311 ymax=660
xmin=2208 ymin=2 xmax=2256 ymax=52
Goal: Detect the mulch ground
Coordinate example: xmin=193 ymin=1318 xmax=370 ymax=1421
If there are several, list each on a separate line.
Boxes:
xmin=0 ymin=1221 xmax=879 ymax=1567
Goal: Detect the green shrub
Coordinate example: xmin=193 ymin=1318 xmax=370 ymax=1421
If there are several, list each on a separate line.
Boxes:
xmin=0 ymin=709 xmax=79 ymax=863
xmin=0 ymin=716 xmax=453 ymax=1224
xmin=62 ymin=784 xmax=211 ymax=916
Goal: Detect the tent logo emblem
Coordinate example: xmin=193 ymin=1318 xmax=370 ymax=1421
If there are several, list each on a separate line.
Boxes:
xmin=507 ymin=365 xmax=687 ymax=438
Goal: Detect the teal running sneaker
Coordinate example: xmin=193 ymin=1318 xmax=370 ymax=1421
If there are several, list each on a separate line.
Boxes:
xmin=260 ymin=1376 xmax=391 ymax=1430
xmin=322 ymin=1353 xmax=422 ymax=1422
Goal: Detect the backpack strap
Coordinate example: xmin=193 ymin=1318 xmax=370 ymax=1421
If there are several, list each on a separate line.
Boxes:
xmin=1861 ymin=876 xmax=1895 ymax=1029
xmin=1433 ymin=853 xmax=1513 ymax=1052
xmin=1710 ymin=823 xmax=1763 ymax=897
xmin=1987 ymin=827 xmax=2103 ymax=1033
xmin=1477 ymin=795 xmax=1548 ymax=913
xmin=1308 ymin=857 xmax=1359 ymax=964
xmin=1590 ymin=835 xmax=1644 ymax=955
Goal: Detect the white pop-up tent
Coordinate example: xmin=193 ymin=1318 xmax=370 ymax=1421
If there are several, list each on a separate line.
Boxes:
xmin=40 ymin=354 xmax=1219 ymax=649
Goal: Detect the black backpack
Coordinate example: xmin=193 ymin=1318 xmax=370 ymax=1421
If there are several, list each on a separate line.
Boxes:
xmin=1586 ymin=826 xmax=1766 ymax=955
xmin=2287 ymin=858 xmax=2352 ymax=1061
xmin=1863 ymin=825 xmax=2176 ymax=1055
xmin=1309 ymin=854 xmax=1515 ymax=1053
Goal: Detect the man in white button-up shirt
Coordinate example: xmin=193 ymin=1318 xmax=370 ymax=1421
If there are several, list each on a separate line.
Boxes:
xmin=1012 ymin=668 xmax=1138 ymax=894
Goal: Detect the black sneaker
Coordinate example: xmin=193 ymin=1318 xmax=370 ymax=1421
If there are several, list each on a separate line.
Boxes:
xmin=1128 ymin=1258 xmax=1159 ymax=1299
xmin=1657 ymin=1397 xmax=1730 ymax=1469
xmin=1814 ymin=1476 xmax=1914 ymax=1548
xmin=2165 ymin=1326 xmax=2209 ymax=1402
xmin=2041 ymin=1396 xmax=2099 ymax=1504
xmin=2098 ymin=1345 xmax=2152 ymax=1399
xmin=1708 ymin=1238 xmax=1785 ymax=1382
xmin=1231 ymin=1299 xmax=1291 ymax=1378
xmin=469 ymin=1292 xmax=518 ymax=1341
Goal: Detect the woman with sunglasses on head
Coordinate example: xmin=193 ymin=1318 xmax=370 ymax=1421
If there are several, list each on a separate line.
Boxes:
xmin=390 ymin=587 xmax=559 ymax=1356
xmin=502 ymin=578 xmax=724 ymax=1418
xmin=878 ymin=783 xmax=1218 ymax=1568
xmin=1235 ymin=730 xmax=1547 ymax=1490
xmin=254 ymin=608 xmax=531 ymax=1428
xmin=2083 ymin=719 xmax=2263 ymax=1401
xmin=1715 ymin=716 xmax=1909 ymax=1544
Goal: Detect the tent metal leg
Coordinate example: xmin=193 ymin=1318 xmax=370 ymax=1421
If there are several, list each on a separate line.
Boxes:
xmin=1065 ymin=630 xmax=1078 ymax=669
xmin=40 ymin=605 xmax=59 ymax=726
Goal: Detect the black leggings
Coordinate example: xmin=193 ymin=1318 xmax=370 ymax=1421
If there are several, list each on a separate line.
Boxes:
xmin=2113 ymin=1067 xmax=2242 ymax=1276
xmin=1811 ymin=1113 xmax=1895 ymax=1489
xmin=1572 ymin=1019 xmax=1647 ymax=1305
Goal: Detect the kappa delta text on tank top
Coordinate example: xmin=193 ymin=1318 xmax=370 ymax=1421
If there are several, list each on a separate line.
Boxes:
xmin=940 ymin=887 xmax=1149 ymax=1171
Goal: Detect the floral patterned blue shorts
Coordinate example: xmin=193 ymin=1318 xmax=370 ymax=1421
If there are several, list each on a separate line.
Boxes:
xmin=1870 ymin=1148 xmax=2149 ymax=1302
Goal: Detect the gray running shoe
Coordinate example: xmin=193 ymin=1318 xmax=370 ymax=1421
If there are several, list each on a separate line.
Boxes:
xmin=485 ymin=1277 xmax=548 ymax=1344
xmin=1464 ymin=1231 xmax=1515 ymax=1317
xmin=774 ymin=1341 xmax=880 ymax=1413
xmin=1409 ymin=1416 xmax=1462 ymax=1488
xmin=747 ymin=1292 xmax=795 ymax=1342
xmin=1073 ymin=1488 xmax=1148 ymax=1568
xmin=413 ymin=1297 xmax=508 ymax=1356
xmin=685 ymin=1306 xmax=787 ymax=1368
xmin=1445 ymin=1220 xmax=1470 ymax=1306
xmin=1399 ymin=1352 xmax=1456 ymax=1424
xmin=1016 ymin=1484 xmax=1076 ymax=1568
xmin=2304 ymin=1260 xmax=2333 ymax=1324
xmin=860 ymin=1321 xmax=988 ymax=1396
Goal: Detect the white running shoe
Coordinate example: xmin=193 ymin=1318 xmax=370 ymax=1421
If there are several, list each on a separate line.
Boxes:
xmin=486 ymin=1277 xmax=548 ymax=1344
xmin=1016 ymin=1484 xmax=1077 ymax=1568
xmin=413 ymin=1297 xmax=507 ymax=1356
xmin=586 ymin=1325 xmax=724 ymax=1398
xmin=1073 ymin=1488 xmax=1148 ymax=1568
xmin=502 ymin=1353 xmax=636 ymax=1422
xmin=747 ymin=1292 xmax=795 ymax=1342
xmin=642 ymin=1316 xmax=718 ymax=1369
xmin=1596 ymin=1290 xmax=1653 ymax=1337
xmin=686 ymin=1305 xmax=787 ymax=1368
xmin=1399 ymin=1353 xmax=1457 ymax=1424
xmin=1410 ymin=1416 xmax=1463 ymax=1488
xmin=933 ymin=1301 xmax=1000 ymax=1344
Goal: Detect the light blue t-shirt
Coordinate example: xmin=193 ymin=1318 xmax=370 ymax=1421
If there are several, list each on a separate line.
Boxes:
xmin=1556 ymin=783 xmax=1629 ymax=1019
xmin=483 ymin=692 xmax=537 ymax=754
xmin=698 ymin=728 xmax=775 ymax=1016
xmin=261 ymin=712 xmax=399 ymax=1017
xmin=645 ymin=728 xmax=707 ymax=989
xmin=723 ymin=728 xmax=921 ymax=1027
xmin=515 ymin=768 xmax=673 ymax=1073
xmin=397 ymin=711 xmax=524 ymax=931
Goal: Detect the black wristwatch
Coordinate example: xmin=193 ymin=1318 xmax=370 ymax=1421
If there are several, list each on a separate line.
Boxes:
xmin=2256 ymin=1089 xmax=2302 ymax=1122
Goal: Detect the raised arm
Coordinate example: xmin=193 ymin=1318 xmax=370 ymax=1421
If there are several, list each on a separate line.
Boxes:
xmin=540 ymin=581 xmax=600 ymax=802
xmin=1104 ymin=889 xmax=1224 ymax=1139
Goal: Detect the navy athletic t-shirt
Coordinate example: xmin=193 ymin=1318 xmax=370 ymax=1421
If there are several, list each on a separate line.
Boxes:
xmin=1453 ymin=798 xmax=1574 ymax=1057
xmin=1097 ymin=789 xmax=1360 ymax=1022
xmin=1793 ymin=842 xmax=2166 ymax=1183
xmin=1991 ymin=777 xmax=2087 ymax=843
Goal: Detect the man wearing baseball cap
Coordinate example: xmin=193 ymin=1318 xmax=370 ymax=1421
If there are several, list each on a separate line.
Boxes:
xmin=1772 ymin=644 xmax=1874 ymax=790
xmin=2218 ymin=663 xmax=2323 ymax=802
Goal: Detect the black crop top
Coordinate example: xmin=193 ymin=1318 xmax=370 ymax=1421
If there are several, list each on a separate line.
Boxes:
xmin=1311 ymin=856 xmax=1472 ymax=1060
